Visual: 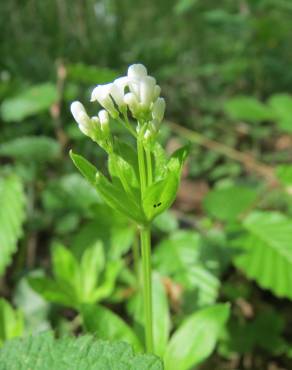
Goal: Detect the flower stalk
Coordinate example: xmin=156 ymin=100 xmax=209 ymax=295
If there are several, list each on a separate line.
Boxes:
xmin=70 ymin=63 xmax=177 ymax=354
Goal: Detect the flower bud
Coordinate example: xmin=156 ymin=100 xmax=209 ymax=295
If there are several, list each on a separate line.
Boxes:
xmin=98 ymin=109 xmax=109 ymax=126
xmin=124 ymin=92 xmax=139 ymax=116
xmin=91 ymin=84 xmax=119 ymax=118
xmin=127 ymin=64 xmax=147 ymax=79
xmin=152 ymin=97 xmax=165 ymax=122
xmin=140 ymin=76 xmax=156 ymax=108
xmin=98 ymin=109 xmax=110 ymax=136
xmin=111 ymin=77 xmax=128 ymax=108
xmin=153 ymin=85 xmax=161 ymax=100
xmin=70 ymin=101 xmax=91 ymax=136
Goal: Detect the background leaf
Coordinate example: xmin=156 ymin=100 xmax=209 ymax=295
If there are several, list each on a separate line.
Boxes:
xmin=203 ymin=185 xmax=258 ymax=222
xmin=233 ymin=212 xmax=292 ymax=299
xmin=0 ymin=83 xmax=57 ymax=122
xmin=0 ymin=136 xmax=61 ymax=163
xmin=224 ymin=96 xmax=272 ymax=123
xmin=0 ymin=175 xmax=26 ymax=276
xmin=82 ymin=304 xmax=142 ymax=352
xmin=164 ymin=303 xmax=230 ymax=370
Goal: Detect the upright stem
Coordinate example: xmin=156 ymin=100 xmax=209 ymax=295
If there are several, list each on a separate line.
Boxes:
xmin=137 ymin=137 xmax=154 ymax=353
xmin=140 ymin=226 xmax=153 ymax=353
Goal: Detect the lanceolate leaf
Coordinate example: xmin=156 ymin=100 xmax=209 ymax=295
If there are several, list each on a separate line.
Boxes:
xmin=0 ymin=332 xmax=163 ymax=370
xmin=0 ymin=299 xmax=23 ymax=347
xmin=233 ymin=212 xmax=292 ymax=299
xmin=164 ymin=304 xmax=230 ymax=370
xmin=143 ymin=173 xmax=179 ymax=221
xmin=70 ymin=151 xmax=145 ymax=224
xmin=0 ymin=175 xmax=26 ymax=277
xmin=69 ymin=151 xmax=97 ymax=186
xmin=82 ymin=304 xmax=142 ymax=352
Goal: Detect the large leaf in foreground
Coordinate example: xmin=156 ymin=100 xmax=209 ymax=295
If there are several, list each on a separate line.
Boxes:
xmin=234 ymin=212 xmax=292 ymax=299
xmin=0 ymin=332 xmax=163 ymax=370
xmin=0 ymin=176 xmax=26 ymax=276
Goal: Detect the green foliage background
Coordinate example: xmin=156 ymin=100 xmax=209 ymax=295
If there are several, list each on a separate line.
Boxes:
xmin=1 ymin=0 xmax=292 ymax=369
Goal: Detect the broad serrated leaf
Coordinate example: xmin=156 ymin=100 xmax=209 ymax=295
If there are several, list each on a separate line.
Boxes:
xmin=82 ymin=304 xmax=142 ymax=352
xmin=233 ymin=212 xmax=292 ymax=299
xmin=164 ymin=304 xmax=230 ymax=370
xmin=0 ymin=136 xmax=61 ymax=163
xmin=203 ymin=185 xmax=258 ymax=222
xmin=0 ymin=83 xmax=57 ymax=122
xmin=0 ymin=332 xmax=163 ymax=370
xmin=0 ymin=175 xmax=26 ymax=276
xmin=224 ymin=96 xmax=272 ymax=123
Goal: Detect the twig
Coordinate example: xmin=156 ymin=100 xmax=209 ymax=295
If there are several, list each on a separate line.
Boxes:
xmin=50 ymin=60 xmax=68 ymax=150
xmin=168 ymin=121 xmax=277 ymax=184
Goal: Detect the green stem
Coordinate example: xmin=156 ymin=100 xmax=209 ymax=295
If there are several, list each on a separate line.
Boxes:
xmin=137 ymin=137 xmax=153 ymax=353
xmin=137 ymin=139 xmax=147 ymax=195
xmin=140 ymin=226 xmax=153 ymax=353
xmin=145 ymin=147 xmax=153 ymax=186
xmin=132 ymin=231 xmax=140 ymax=284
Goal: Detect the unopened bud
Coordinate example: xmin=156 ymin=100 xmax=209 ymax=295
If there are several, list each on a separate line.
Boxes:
xmin=127 ymin=64 xmax=147 ymax=79
xmin=91 ymin=84 xmax=119 ymax=118
xmin=152 ymin=97 xmax=165 ymax=122
xmin=140 ymin=76 xmax=156 ymax=108
xmin=70 ymin=101 xmax=91 ymax=135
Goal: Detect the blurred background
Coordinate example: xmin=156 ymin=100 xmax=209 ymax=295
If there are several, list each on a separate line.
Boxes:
xmin=1 ymin=0 xmax=292 ymax=369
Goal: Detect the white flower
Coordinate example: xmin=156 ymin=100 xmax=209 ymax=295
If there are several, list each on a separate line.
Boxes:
xmin=139 ymin=76 xmax=156 ymax=108
xmin=152 ymin=97 xmax=165 ymax=122
xmin=124 ymin=92 xmax=139 ymax=115
xmin=97 ymin=110 xmax=109 ymax=137
xmin=127 ymin=64 xmax=147 ymax=79
xmin=98 ymin=109 xmax=109 ymax=124
xmin=110 ymin=77 xmax=128 ymax=109
xmin=153 ymin=85 xmax=161 ymax=101
xmin=91 ymin=83 xmax=118 ymax=118
xmin=70 ymin=101 xmax=91 ymax=136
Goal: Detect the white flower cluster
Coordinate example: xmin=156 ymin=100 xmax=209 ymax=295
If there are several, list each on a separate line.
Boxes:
xmin=70 ymin=63 xmax=165 ymax=144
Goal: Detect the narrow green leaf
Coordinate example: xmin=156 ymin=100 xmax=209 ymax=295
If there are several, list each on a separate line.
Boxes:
xmin=143 ymin=173 xmax=178 ymax=221
xmin=96 ymin=173 xmax=145 ymax=224
xmin=82 ymin=304 xmax=142 ymax=352
xmin=70 ymin=150 xmax=98 ymax=186
xmin=0 ymin=299 xmax=23 ymax=347
xmin=167 ymin=144 xmax=190 ymax=175
xmin=28 ymin=276 xmax=76 ymax=307
xmin=80 ymin=242 xmax=105 ymax=302
xmin=52 ymin=244 xmax=81 ymax=293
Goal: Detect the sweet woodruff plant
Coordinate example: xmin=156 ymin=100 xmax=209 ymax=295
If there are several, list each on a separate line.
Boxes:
xmin=70 ymin=64 xmax=188 ymax=353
